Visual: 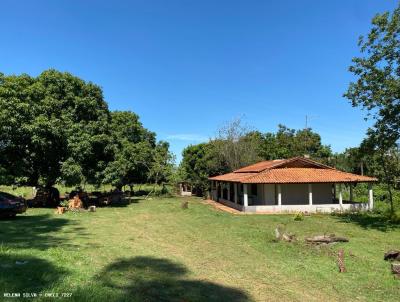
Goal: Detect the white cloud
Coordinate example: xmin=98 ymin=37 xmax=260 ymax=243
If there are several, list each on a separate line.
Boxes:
xmin=165 ymin=134 xmax=208 ymax=142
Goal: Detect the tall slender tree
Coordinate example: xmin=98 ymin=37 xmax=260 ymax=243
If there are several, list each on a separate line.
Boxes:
xmin=344 ymin=5 xmax=400 ymax=214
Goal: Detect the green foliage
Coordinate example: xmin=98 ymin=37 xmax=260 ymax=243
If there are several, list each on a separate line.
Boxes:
xmin=179 ymin=143 xmax=228 ymax=195
xmin=103 ymin=111 xmax=156 ymax=189
xmin=0 ymin=70 xmax=111 ymax=186
xmin=147 ymin=141 xmax=175 ymax=186
xmin=0 ymin=70 xmax=174 ymax=189
xmin=260 ymin=125 xmax=332 ymax=162
xmin=293 ymin=212 xmax=304 ymax=221
xmin=344 ymin=5 xmax=400 ymax=214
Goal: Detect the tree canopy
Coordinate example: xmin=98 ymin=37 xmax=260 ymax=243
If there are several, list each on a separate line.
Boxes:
xmin=344 ymin=4 xmax=400 ymax=214
xmin=0 ymin=69 xmax=172 ymax=189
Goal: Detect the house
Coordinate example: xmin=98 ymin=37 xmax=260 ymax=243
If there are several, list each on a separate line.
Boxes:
xmin=208 ymin=157 xmax=377 ymax=213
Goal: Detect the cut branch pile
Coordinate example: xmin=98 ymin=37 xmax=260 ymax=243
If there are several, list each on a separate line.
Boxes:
xmin=305 ymin=234 xmax=349 ymax=245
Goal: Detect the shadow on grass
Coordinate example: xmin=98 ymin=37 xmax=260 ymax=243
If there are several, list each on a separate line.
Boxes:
xmin=105 ymin=197 xmax=145 ymax=208
xmin=332 ymin=212 xmax=400 ymax=232
xmin=0 ymin=214 xmax=80 ymax=250
xmin=0 ymin=254 xmax=67 ymax=294
xmin=74 ymin=256 xmax=250 ymax=302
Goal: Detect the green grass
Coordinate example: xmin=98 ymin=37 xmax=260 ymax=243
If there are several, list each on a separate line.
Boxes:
xmin=0 ymin=197 xmax=399 ymax=301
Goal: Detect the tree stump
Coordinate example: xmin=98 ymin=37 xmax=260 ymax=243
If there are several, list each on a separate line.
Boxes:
xmin=181 ymin=201 xmax=189 ymax=209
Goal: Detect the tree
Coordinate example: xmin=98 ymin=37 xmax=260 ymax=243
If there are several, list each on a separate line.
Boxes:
xmin=147 ymin=141 xmax=175 ymax=195
xmin=212 ymin=118 xmax=263 ymax=171
xmin=0 ymin=69 xmax=112 ymax=187
xmin=179 ymin=143 xmax=228 ymax=195
xmin=259 ymin=125 xmax=332 ymax=162
xmin=344 ymin=5 xmax=400 ymax=214
xmin=103 ymin=111 xmax=155 ymax=190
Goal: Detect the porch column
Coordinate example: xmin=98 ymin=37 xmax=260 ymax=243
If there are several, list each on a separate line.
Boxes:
xmin=277 ymin=184 xmax=282 ymax=206
xmin=349 ymin=184 xmax=354 ymax=202
xmin=243 ymin=183 xmax=248 ymax=207
xmin=368 ymin=183 xmax=374 ymax=210
xmin=227 ymin=183 xmax=231 ymax=201
xmin=234 ymin=183 xmax=238 ymax=204
xmin=338 ymin=183 xmax=343 ymax=206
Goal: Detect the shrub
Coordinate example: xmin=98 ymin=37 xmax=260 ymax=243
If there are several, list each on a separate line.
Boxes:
xmin=293 ymin=212 xmax=304 ymax=221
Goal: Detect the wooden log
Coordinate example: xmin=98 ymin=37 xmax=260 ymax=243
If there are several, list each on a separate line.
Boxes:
xmin=384 ymin=250 xmax=400 ymax=261
xmin=305 ymin=234 xmax=349 ymax=244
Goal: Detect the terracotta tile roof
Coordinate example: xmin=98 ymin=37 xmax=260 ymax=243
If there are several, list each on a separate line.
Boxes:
xmin=243 ymin=168 xmax=377 ymax=184
xmin=209 ymin=157 xmax=377 ymax=184
xmin=234 ymin=160 xmax=285 ymax=173
xmin=209 ymin=172 xmax=259 ymax=182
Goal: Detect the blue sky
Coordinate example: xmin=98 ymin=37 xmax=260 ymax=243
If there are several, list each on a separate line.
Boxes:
xmin=0 ymin=0 xmax=398 ymax=162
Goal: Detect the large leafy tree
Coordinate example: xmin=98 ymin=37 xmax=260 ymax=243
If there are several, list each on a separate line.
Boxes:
xmin=344 ymin=5 xmax=400 ymax=214
xmin=147 ymin=141 xmax=175 ymax=194
xmin=179 ymin=143 xmax=228 ymax=194
xmin=103 ymin=111 xmax=155 ymax=190
xmin=0 ymin=69 xmax=111 ymax=187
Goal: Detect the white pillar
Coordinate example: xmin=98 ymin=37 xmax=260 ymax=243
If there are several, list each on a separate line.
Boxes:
xmin=368 ymin=183 xmax=374 ymax=210
xmin=338 ymin=183 xmax=343 ymax=206
xmin=234 ymin=183 xmax=238 ymax=204
xmin=349 ymin=184 xmax=353 ymax=202
xmin=277 ymin=184 xmax=282 ymax=206
xmin=227 ymin=183 xmax=231 ymax=201
xmin=243 ymin=184 xmax=248 ymax=207
xmin=308 ymin=184 xmax=313 ymax=205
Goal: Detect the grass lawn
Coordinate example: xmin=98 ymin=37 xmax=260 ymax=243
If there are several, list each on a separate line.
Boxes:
xmin=0 ymin=197 xmax=399 ymax=301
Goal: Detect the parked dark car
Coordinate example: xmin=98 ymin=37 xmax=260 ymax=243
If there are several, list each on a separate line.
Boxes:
xmin=0 ymin=192 xmax=27 ymax=217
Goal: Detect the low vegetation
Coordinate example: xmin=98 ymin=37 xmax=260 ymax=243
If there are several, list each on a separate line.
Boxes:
xmin=0 ymin=197 xmax=399 ymax=301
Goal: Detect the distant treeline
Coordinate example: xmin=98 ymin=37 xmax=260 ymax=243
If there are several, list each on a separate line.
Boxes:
xmin=177 ymin=118 xmax=400 ymax=196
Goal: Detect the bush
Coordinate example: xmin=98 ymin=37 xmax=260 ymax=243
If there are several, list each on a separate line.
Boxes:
xmin=293 ymin=212 xmax=304 ymax=221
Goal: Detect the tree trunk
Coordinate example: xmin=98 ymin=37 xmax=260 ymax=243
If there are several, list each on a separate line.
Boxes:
xmin=380 ymin=153 xmax=394 ymax=215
